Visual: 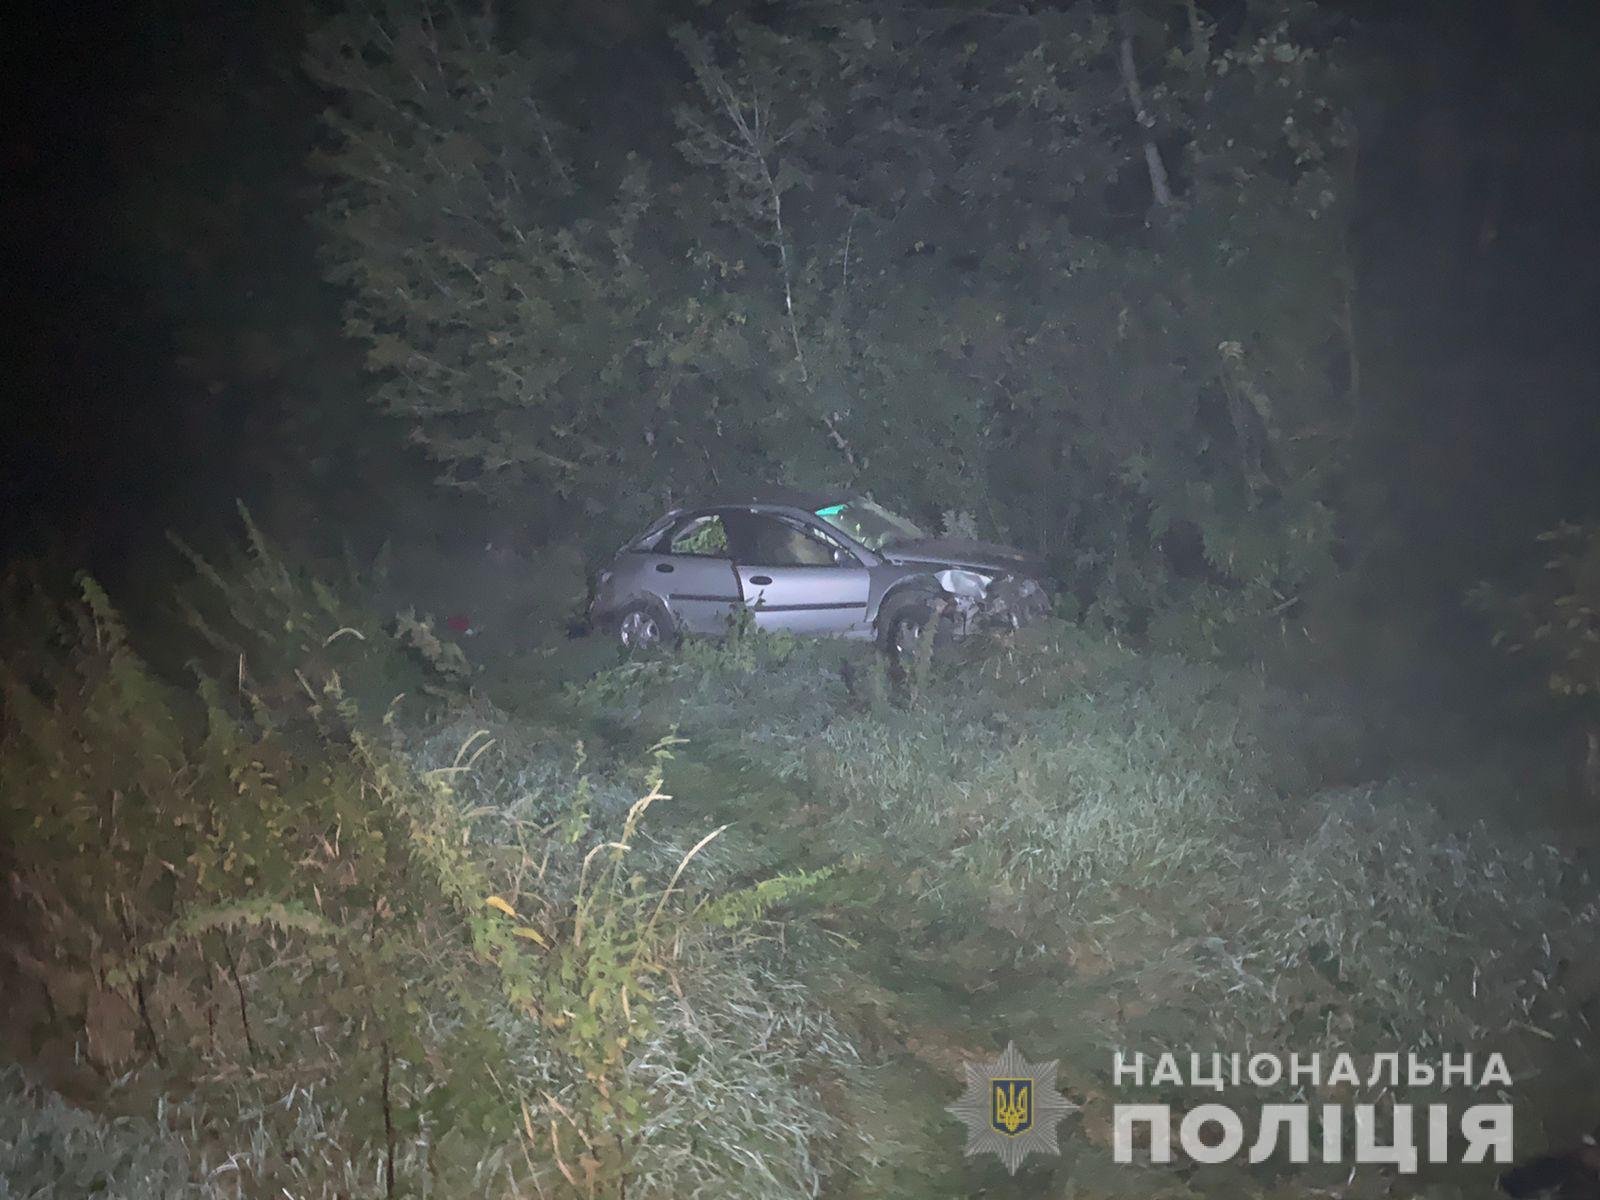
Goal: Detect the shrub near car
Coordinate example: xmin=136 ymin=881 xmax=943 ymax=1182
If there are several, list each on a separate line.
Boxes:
xmin=590 ymin=490 xmax=1050 ymax=653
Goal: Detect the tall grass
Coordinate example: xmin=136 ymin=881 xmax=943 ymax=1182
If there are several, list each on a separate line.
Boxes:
xmin=0 ymin=1067 xmax=211 ymax=1200
xmin=574 ymin=620 xmax=1600 ymax=1119
xmin=6 ymin=537 xmax=1598 ymax=1199
xmin=0 ymin=535 xmax=867 ymax=1199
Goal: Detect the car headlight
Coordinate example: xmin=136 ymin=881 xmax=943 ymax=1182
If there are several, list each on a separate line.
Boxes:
xmin=935 ymin=568 xmax=995 ymax=598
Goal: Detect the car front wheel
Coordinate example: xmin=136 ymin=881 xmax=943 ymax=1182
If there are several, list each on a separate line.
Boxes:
xmin=616 ymin=601 xmax=675 ymax=652
xmin=877 ymin=591 xmax=952 ymax=662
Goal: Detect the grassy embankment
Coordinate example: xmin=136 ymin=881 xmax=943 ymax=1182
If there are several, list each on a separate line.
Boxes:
xmin=2 ymin=532 xmax=1597 ymax=1198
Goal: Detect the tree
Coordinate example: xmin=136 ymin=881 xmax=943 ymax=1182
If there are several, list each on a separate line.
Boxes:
xmin=310 ymin=0 xmax=1357 ymax=638
xmin=666 ymin=1 xmax=1354 ymax=635
xmin=307 ymin=4 xmax=674 ymax=539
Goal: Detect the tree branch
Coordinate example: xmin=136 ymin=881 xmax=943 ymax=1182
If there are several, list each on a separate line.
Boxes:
xmin=1116 ymin=4 xmax=1172 ymax=208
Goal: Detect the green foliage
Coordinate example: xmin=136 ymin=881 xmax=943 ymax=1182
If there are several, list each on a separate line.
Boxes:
xmin=0 ymin=1067 xmax=214 ymax=1200
xmin=169 ymin=502 xmax=471 ymax=718
xmin=5 ymin=533 xmax=1598 ymax=1198
xmin=845 ymin=644 xmax=894 ymax=719
xmin=574 ymin=605 xmax=807 ymax=730
xmin=0 ymin=556 xmax=853 ymax=1198
xmin=309 ymin=0 xmax=1356 ymax=631
xmin=1470 ymin=519 xmax=1600 ymax=703
xmin=570 ymin=619 xmax=1600 ymax=1131
xmin=883 ymin=597 xmax=945 ymax=710
xmin=304 ymin=3 xmax=669 ymax=538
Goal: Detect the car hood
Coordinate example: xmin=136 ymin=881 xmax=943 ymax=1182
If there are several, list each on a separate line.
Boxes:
xmin=882 ymin=537 xmax=1042 ymax=576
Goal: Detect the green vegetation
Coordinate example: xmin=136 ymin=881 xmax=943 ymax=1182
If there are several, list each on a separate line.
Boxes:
xmin=1472 ymin=520 xmax=1600 ymax=703
xmin=11 ymin=0 xmax=1600 ymax=1193
xmin=12 ymin=0 xmax=1600 ymax=1194
xmin=8 ymin=0 xmax=1600 ymax=1166
xmin=307 ymin=0 xmax=1351 ymax=638
xmin=0 ymin=538 xmax=860 ymax=1199
xmin=6 ymin=531 xmax=1596 ymax=1197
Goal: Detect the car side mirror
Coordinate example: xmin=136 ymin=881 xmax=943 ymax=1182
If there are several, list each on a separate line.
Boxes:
xmin=833 ymin=547 xmax=855 ymax=567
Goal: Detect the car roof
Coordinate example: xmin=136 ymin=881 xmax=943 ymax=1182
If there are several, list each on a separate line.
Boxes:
xmin=697 ymin=486 xmax=846 ymax=513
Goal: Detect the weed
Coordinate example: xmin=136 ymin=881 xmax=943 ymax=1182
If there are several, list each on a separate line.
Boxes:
xmin=0 ymin=543 xmax=862 ymax=1198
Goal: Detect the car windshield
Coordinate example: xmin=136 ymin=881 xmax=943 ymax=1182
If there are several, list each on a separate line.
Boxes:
xmin=815 ymin=498 xmax=926 ymax=551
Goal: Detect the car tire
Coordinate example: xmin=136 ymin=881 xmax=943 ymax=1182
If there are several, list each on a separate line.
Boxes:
xmin=876 ymin=589 xmax=953 ymax=662
xmin=615 ymin=599 xmax=677 ymax=653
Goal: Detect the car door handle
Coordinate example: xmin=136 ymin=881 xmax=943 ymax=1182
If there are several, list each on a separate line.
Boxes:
xmin=656 ymin=562 xmax=674 ymax=573
xmin=748 ymin=575 xmax=772 ymax=586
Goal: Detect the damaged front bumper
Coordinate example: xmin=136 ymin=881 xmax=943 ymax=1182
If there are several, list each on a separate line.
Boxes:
xmin=934 ymin=569 xmax=1051 ymax=636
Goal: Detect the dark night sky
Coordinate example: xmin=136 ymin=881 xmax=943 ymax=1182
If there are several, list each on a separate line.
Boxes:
xmin=6 ymin=0 xmax=1599 ymax=597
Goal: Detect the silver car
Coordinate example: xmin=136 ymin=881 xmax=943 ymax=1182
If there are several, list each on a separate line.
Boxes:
xmin=590 ymin=490 xmax=1050 ymax=652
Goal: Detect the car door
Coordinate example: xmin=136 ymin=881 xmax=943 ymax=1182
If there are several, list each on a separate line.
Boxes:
xmin=649 ymin=511 xmax=744 ymax=634
xmin=723 ymin=511 xmax=871 ymax=635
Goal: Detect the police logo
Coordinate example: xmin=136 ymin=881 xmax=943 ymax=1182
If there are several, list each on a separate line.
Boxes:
xmin=992 ymin=1078 xmax=1033 ymax=1136
xmin=948 ymin=1042 xmax=1077 ymax=1174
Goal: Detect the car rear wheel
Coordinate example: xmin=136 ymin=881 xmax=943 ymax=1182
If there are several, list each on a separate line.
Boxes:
xmin=616 ymin=601 xmax=675 ymax=652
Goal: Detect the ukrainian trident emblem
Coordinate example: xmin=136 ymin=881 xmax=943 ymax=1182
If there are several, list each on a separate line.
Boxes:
xmin=992 ymin=1078 xmax=1033 ymax=1136
xmin=948 ymin=1042 xmax=1077 ymax=1174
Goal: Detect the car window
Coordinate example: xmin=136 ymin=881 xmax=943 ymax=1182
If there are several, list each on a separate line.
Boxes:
xmin=815 ymin=498 xmax=925 ymax=551
xmin=623 ymin=510 xmax=681 ymax=552
xmin=666 ymin=514 xmax=730 ymax=558
xmin=727 ymin=513 xmax=843 ymax=567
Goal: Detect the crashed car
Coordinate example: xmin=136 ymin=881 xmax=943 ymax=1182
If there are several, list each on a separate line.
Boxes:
xmin=590 ymin=489 xmax=1050 ymax=653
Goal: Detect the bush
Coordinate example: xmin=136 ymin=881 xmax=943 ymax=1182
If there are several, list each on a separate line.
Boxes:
xmin=9 ymin=543 xmax=1598 ymax=1198
xmin=0 ymin=545 xmax=861 ymax=1198
xmin=1470 ymin=520 xmax=1600 ymax=704
xmin=0 ymin=1067 xmax=210 ymax=1200
xmin=568 ymin=620 xmax=1600 ymax=1125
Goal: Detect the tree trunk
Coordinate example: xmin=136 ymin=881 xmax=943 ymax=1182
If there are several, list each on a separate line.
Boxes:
xmin=1116 ymin=4 xmax=1173 ymax=208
